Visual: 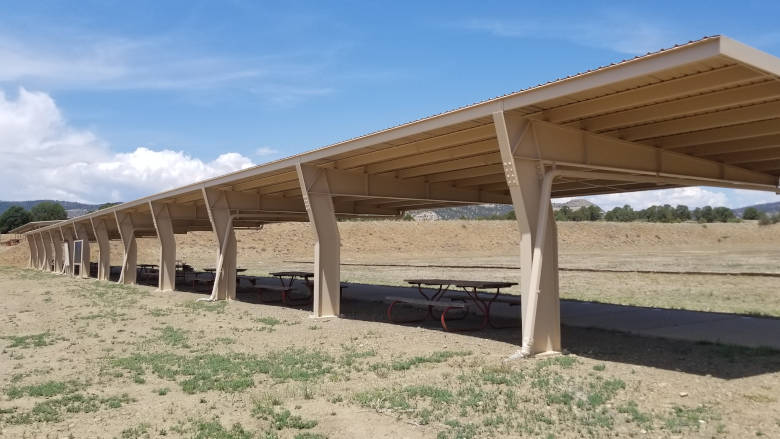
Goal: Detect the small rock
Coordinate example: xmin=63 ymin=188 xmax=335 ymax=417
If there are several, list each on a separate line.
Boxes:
xmin=679 ymin=392 xmax=688 ymax=397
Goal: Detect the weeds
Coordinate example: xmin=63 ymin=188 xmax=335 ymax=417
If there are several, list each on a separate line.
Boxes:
xmin=371 ymin=351 xmax=471 ymax=372
xmin=111 ymin=348 xmax=335 ymax=393
xmin=3 ymin=332 xmax=54 ymax=349
xmin=1 ymin=393 xmax=133 ymax=424
xmin=6 ymin=379 xmax=86 ymax=399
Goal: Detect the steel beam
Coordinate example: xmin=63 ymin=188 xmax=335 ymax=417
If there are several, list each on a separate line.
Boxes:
xmin=494 ymin=111 xmax=561 ymax=357
xmin=297 ymin=163 xmax=341 ymax=318
xmin=91 ymin=218 xmax=111 ymax=281
xmin=203 ymin=188 xmax=237 ymax=301
xmin=115 ymin=211 xmax=137 ymax=285
xmin=74 ymin=223 xmax=92 ymax=278
xmin=150 ymin=201 xmax=177 ymax=292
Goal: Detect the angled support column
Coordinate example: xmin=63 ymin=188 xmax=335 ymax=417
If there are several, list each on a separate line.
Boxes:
xmin=150 ymin=201 xmax=177 ymax=292
xmin=74 ymin=223 xmax=92 ymax=278
xmin=202 ymin=188 xmax=236 ymax=301
xmin=49 ymin=230 xmax=64 ymax=273
xmin=91 ymin=218 xmax=111 ymax=281
xmin=114 ymin=211 xmax=137 ymax=285
xmin=494 ymin=111 xmax=561 ymax=357
xmin=296 ymin=163 xmax=341 ymax=318
xmin=26 ymin=235 xmax=38 ymax=269
xmin=37 ymin=233 xmax=50 ymax=271
xmin=60 ymin=226 xmax=75 ymax=276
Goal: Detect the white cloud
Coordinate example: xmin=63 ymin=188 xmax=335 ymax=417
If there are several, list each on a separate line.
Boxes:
xmin=0 ymin=88 xmax=254 ymax=203
xmin=255 ymin=146 xmax=280 ymax=157
xmin=0 ymin=32 xmax=338 ymax=105
xmin=458 ymin=12 xmax=680 ymax=55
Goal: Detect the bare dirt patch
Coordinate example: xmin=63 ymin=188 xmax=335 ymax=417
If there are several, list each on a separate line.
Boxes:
xmin=1 ymin=268 xmax=779 ymax=438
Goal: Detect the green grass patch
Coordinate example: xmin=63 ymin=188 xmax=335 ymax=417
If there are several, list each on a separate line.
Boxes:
xmin=6 ymin=379 xmax=86 ymax=399
xmin=1 ymin=393 xmax=133 ymax=424
xmin=180 ymin=300 xmax=227 ymax=314
xmin=155 ymin=326 xmax=190 ymax=348
xmin=371 ymin=351 xmax=471 ymax=372
xmin=120 ymin=423 xmax=151 ymax=438
xmin=3 ymin=331 xmax=54 ymax=349
xmin=253 ymin=400 xmax=317 ymax=430
xmin=111 ymin=348 xmax=334 ymax=393
xmin=664 ymin=404 xmax=720 ymax=433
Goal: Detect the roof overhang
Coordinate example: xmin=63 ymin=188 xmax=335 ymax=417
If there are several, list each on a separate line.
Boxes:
xmin=24 ymin=36 xmax=780 ymax=237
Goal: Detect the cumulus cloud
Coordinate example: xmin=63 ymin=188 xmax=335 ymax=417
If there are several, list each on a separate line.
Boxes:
xmin=0 ymin=88 xmax=254 ymax=203
xmin=255 ymin=146 xmax=280 ymax=157
xmin=458 ymin=11 xmax=680 ymax=55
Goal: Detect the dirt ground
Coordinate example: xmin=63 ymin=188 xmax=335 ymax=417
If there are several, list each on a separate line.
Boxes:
xmin=1 ymin=267 xmax=779 ymax=438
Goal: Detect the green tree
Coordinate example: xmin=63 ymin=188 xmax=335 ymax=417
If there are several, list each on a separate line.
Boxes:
xmin=554 ymin=206 xmax=572 ymax=221
xmin=741 ymin=207 xmax=760 ymax=220
xmin=0 ymin=206 xmax=32 ymax=233
xmin=713 ymin=206 xmax=736 ymax=222
xmin=605 ymin=205 xmax=636 ymax=222
xmin=674 ymin=205 xmax=691 ymax=221
xmin=30 ymin=201 xmax=67 ymax=221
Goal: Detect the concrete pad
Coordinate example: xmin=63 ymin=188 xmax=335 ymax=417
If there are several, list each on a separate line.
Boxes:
xmin=641 ymin=316 xmax=780 ymax=349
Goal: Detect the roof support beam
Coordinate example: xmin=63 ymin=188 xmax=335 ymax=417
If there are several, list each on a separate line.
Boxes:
xmin=542 ymin=64 xmax=761 ymax=123
xmin=73 ymin=223 xmax=92 ymax=278
xmin=150 ymin=202 xmax=177 ymax=292
xmin=584 ymin=81 xmax=780 ymax=132
xmin=519 ymin=119 xmax=778 ymax=190
xmin=90 ymin=218 xmax=111 ymax=281
xmin=114 ymin=211 xmax=137 ymax=285
xmin=202 ymin=188 xmax=237 ymax=301
xmin=308 ymin=167 xmax=511 ymax=204
xmin=297 ymin=163 xmax=341 ymax=318
xmin=674 ymin=133 xmax=780 ymax=156
xmin=49 ymin=230 xmax=63 ymax=273
xmin=38 ymin=233 xmax=50 ymax=271
xmin=659 ymin=118 xmax=780 ymax=149
xmin=26 ymin=235 xmax=38 ymax=269
xmin=494 ymin=110 xmax=561 ymax=357
xmin=60 ymin=225 xmax=76 ymax=276
xmin=612 ymin=99 xmax=780 ymax=141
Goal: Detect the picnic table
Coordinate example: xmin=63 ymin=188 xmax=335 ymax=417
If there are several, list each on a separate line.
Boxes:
xmin=386 ymin=279 xmax=519 ymax=331
xmin=268 ymin=271 xmax=314 ymax=305
xmin=137 ymin=264 xmax=159 ymax=282
xmin=193 ymin=267 xmax=248 ymax=289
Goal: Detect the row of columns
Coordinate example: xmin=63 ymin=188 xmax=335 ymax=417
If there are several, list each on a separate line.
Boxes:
xmin=23 ymin=111 xmax=562 ymax=356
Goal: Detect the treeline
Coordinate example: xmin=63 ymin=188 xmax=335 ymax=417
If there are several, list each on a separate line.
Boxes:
xmin=553 ymin=204 xmax=780 ymax=225
xmin=0 ymin=201 xmax=67 ymax=233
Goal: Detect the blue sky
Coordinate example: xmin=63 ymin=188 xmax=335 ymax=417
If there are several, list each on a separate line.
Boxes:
xmin=1 ymin=1 xmax=779 ymax=208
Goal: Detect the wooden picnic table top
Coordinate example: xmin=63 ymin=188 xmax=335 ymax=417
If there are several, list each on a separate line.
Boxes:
xmin=405 ymin=279 xmax=517 ymax=289
xmin=270 ymin=271 xmax=314 ymax=278
xmin=204 ymin=268 xmax=248 ymax=273
xmin=138 ymin=264 xmax=158 ymax=268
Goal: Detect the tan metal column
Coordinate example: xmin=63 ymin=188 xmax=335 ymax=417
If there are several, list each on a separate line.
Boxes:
xmin=60 ymin=226 xmax=75 ymax=276
xmin=494 ymin=111 xmax=561 ymax=357
xmin=296 ymin=163 xmax=341 ymax=318
xmin=114 ymin=211 xmax=137 ymax=285
xmin=37 ymin=233 xmax=50 ymax=271
xmin=74 ymin=223 xmax=92 ymax=278
xmin=149 ymin=201 xmax=177 ymax=292
xmin=26 ymin=234 xmax=37 ymax=269
xmin=90 ymin=218 xmax=111 ymax=281
xmin=49 ymin=230 xmax=64 ymax=273
xmin=202 ymin=188 xmax=237 ymax=301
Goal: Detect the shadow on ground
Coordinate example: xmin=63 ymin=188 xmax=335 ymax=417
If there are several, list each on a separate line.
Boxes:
xmin=127 ymin=270 xmax=780 ymax=380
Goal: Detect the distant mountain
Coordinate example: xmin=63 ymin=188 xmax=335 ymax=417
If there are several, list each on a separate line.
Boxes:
xmin=733 ymin=201 xmax=780 ymax=217
xmin=0 ymin=200 xmax=103 ymax=216
xmin=410 ymin=199 xmax=598 ymax=220
xmin=552 ymin=199 xmax=596 ymax=211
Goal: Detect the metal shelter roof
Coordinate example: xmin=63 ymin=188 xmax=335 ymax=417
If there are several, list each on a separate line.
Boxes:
xmin=24 ymin=36 xmax=780 ymax=240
